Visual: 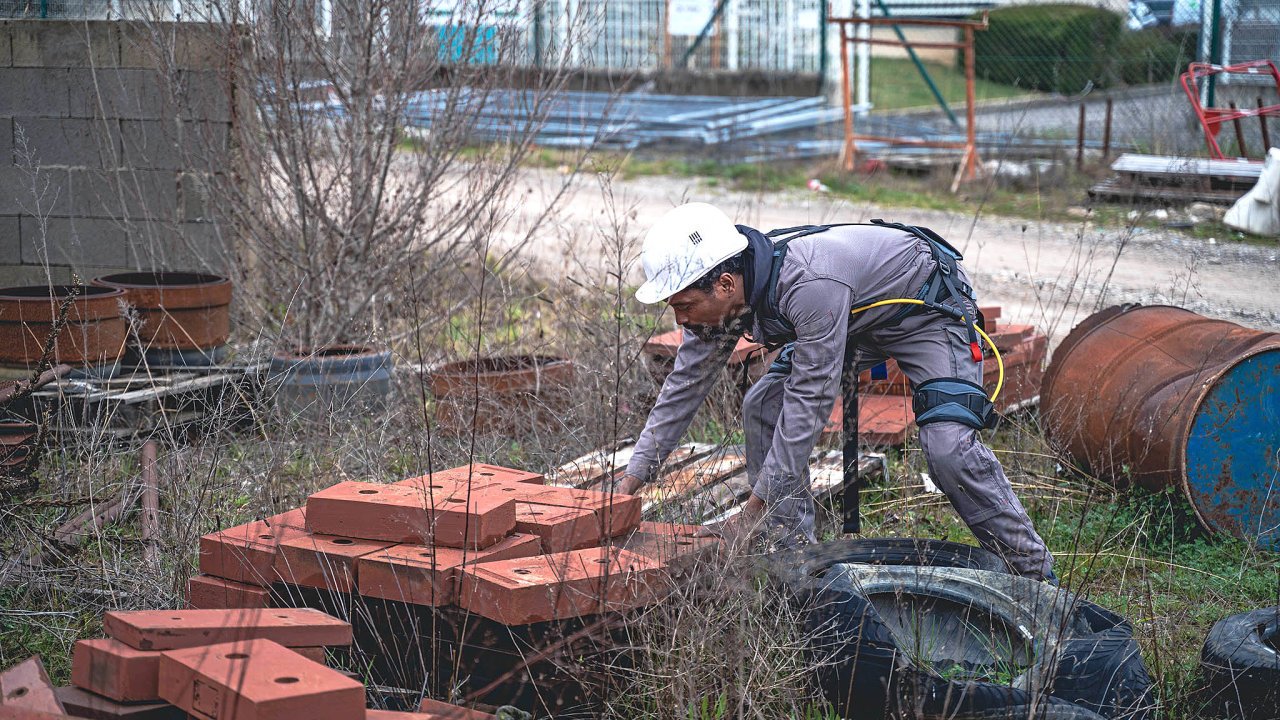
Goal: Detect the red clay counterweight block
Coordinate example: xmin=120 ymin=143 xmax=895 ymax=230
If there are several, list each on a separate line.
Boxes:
xmin=273 ymin=533 xmax=394 ymax=593
xmin=476 ymin=483 xmax=642 ymax=539
xmin=395 ymin=463 xmax=545 ymax=488
xmin=306 ymin=480 xmax=515 ymax=547
xmin=457 ymin=546 xmax=664 ymax=625
xmin=198 ymin=520 xmax=304 ymax=587
xmin=0 ymin=656 xmax=64 ymax=714
xmin=514 ymin=502 xmax=600 ymax=553
xmin=71 ymin=639 xmax=162 ymax=703
xmin=102 ymin=608 xmax=352 ymax=651
xmin=157 ymin=639 xmax=363 ymax=720
xmin=358 ymin=532 xmax=543 ymax=606
xmin=187 ymin=575 xmax=271 ymax=610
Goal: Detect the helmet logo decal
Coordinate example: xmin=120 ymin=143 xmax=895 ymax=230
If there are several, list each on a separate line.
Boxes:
xmin=688 ymin=231 xmax=703 ymax=245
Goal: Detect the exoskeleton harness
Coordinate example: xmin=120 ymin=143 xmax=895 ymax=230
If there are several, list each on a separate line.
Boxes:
xmin=750 ymin=219 xmax=998 ymax=432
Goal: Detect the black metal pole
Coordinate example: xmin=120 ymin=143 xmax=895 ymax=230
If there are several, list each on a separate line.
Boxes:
xmin=841 ymin=344 xmax=861 ymax=534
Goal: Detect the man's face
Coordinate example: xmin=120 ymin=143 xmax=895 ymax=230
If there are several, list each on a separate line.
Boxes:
xmin=666 ymin=273 xmax=745 ymax=341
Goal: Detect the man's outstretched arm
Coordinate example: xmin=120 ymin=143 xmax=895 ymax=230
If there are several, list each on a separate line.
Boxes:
xmin=618 ymin=328 xmax=739 ymax=494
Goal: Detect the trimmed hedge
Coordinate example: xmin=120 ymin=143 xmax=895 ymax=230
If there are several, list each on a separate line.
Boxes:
xmin=972 ymin=4 xmax=1123 ymax=93
xmin=1114 ymin=27 xmax=1198 ymax=85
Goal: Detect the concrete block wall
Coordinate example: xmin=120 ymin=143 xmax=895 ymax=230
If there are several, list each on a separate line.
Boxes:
xmin=0 ymin=20 xmax=233 ymax=288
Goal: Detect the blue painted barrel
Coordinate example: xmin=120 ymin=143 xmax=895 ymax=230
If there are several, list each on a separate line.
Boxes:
xmin=1042 ymin=305 xmax=1280 ymax=549
xmin=268 ymin=344 xmax=394 ymax=422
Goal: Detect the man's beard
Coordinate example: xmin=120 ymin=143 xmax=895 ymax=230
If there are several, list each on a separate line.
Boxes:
xmin=684 ymin=309 xmax=752 ymax=343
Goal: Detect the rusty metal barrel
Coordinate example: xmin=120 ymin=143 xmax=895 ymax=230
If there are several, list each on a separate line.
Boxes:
xmin=1041 ymin=305 xmax=1280 ymax=547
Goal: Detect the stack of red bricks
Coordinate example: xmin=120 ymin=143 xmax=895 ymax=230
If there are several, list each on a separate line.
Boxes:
xmin=186 ymin=463 xmax=721 ymax=709
xmin=0 ymin=608 xmax=493 ymax=719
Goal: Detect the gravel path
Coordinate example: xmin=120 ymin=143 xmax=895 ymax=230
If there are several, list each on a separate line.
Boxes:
xmin=499 ymin=168 xmax=1280 ymax=349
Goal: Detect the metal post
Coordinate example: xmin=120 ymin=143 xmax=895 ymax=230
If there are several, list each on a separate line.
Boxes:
xmin=856 ymin=0 xmax=871 ymax=117
xmin=1229 ymin=101 xmax=1248 ymax=157
xmin=840 ymin=22 xmax=856 ymax=171
xmin=532 ymin=0 xmax=543 ymax=68
xmin=818 ymin=0 xmax=828 ymax=94
xmin=1208 ymin=0 xmax=1223 ymax=107
xmin=1076 ymin=103 xmax=1086 ymax=170
xmin=663 ymin=0 xmax=672 ymax=69
xmin=1103 ymin=97 xmax=1113 ymax=160
xmin=1259 ymin=96 xmax=1272 ymax=151
xmin=963 ymin=25 xmax=977 ymax=179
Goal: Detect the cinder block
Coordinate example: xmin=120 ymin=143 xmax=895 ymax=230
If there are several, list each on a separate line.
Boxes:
xmin=0 ymin=116 xmax=12 ymax=163
xmin=0 ymin=68 xmax=72 ymax=117
xmin=157 ymin=638 xmax=364 ymax=720
xmin=178 ymin=171 xmax=215 ymax=222
xmin=0 ymin=215 xmax=19 ymax=264
xmin=65 ymin=168 xmax=179 ymax=220
xmin=12 ymin=116 xmax=122 ymax=169
xmin=198 ymin=520 xmax=290 ymax=587
xmin=306 ymin=480 xmax=516 ymax=548
xmin=68 ymin=68 xmax=167 ymax=121
xmin=103 ymin=608 xmax=353 ymax=652
xmin=273 ymin=533 xmax=393 ymax=593
xmin=10 ymin=21 xmax=119 ymax=69
xmin=456 ymin=547 xmax=663 ymax=625
xmin=53 ymin=685 xmax=186 ymax=719
xmin=514 ymin=502 xmax=599 ymax=554
xmin=71 ymin=638 xmax=162 ymax=703
xmin=175 ymin=70 xmax=231 ymax=122
xmin=118 ymin=22 xmax=227 ymax=70
xmin=0 ymin=655 xmax=64 ymax=714
xmin=481 ymin=483 xmax=641 ymax=539
xmin=357 ymin=532 xmax=542 ymax=606
xmin=120 ymin=119 xmax=228 ymax=170
xmin=187 ymin=575 xmax=271 ymax=610
xmin=0 ymin=23 xmax=12 ymax=68
xmin=0 ymin=166 xmax=72 ymax=216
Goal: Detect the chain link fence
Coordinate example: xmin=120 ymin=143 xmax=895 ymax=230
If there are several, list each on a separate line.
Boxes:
xmin=4 ymin=0 xmax=1277 ymax=159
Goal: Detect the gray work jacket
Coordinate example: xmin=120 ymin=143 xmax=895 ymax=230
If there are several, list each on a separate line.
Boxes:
xmin=626 ymin=224 xmax=945 ymax=501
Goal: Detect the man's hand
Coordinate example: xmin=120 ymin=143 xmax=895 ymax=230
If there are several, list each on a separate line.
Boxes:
xmin=696 ymin=493 xmax=766 ymax=550
xmin=615 ymin=473 xmax=645 ymax=496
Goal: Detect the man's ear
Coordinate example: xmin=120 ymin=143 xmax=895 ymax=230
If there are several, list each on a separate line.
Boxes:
xmin=716 ymin=272 xmax=737 ymax=296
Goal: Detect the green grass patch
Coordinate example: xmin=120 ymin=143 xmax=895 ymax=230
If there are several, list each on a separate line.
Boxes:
xmin=869 ymin=57 xmax=1040 ymax=112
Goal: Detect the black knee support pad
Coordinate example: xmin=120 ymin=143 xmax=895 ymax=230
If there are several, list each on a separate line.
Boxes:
xmin=912 ymin=377 xmax=996 ymax=430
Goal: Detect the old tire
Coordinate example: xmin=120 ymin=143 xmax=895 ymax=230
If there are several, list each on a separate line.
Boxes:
xmin=770 ymin=537 xmax=1010 ymax=605
xmin=1200 ymin=607 xmax=1280 ymax=720
xmin=804 ymin=565 xmax=1151 ymax=720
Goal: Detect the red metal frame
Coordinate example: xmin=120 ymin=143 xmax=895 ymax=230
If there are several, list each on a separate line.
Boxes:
xmin=829 ymin=13 xmax=987 ymax=191
xmin=1180 ymin=59 xmax=1280 ymax=160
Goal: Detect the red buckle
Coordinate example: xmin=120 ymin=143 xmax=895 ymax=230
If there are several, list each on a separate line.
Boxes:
xmin=970 ymin=342 xmax=983 ymax=363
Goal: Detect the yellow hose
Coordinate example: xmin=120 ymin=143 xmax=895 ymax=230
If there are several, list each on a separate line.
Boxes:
xmin=847 ymin=298 xmax=1004 ymax=402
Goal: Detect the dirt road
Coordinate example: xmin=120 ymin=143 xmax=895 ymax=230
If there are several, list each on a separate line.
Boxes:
xmin=503 ymin=169 xmax=1280 ymax=348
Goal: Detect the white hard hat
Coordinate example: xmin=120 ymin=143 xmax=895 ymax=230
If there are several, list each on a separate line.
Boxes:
xmin=635 ymin=203 xmax=746 ymax=304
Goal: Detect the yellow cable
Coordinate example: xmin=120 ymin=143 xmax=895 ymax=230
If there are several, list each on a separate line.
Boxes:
xmin=847 ymin=298 xmax=1004 ymax=402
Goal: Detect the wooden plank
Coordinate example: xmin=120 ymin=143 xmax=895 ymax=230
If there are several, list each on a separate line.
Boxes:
xmin=547 ymin=441 xmax=636 ymax=488
xmin=701 ymin=452 xmax=886 ymax=525
xmin=640 ymin=448 xmax=747 ymax=513
xmin=1110 ymin=152 xmax=1262 ymax=182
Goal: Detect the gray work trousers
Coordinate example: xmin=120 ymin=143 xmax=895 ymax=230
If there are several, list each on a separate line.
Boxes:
xmin=742 ymin=312 xmax=1054 ymax=579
